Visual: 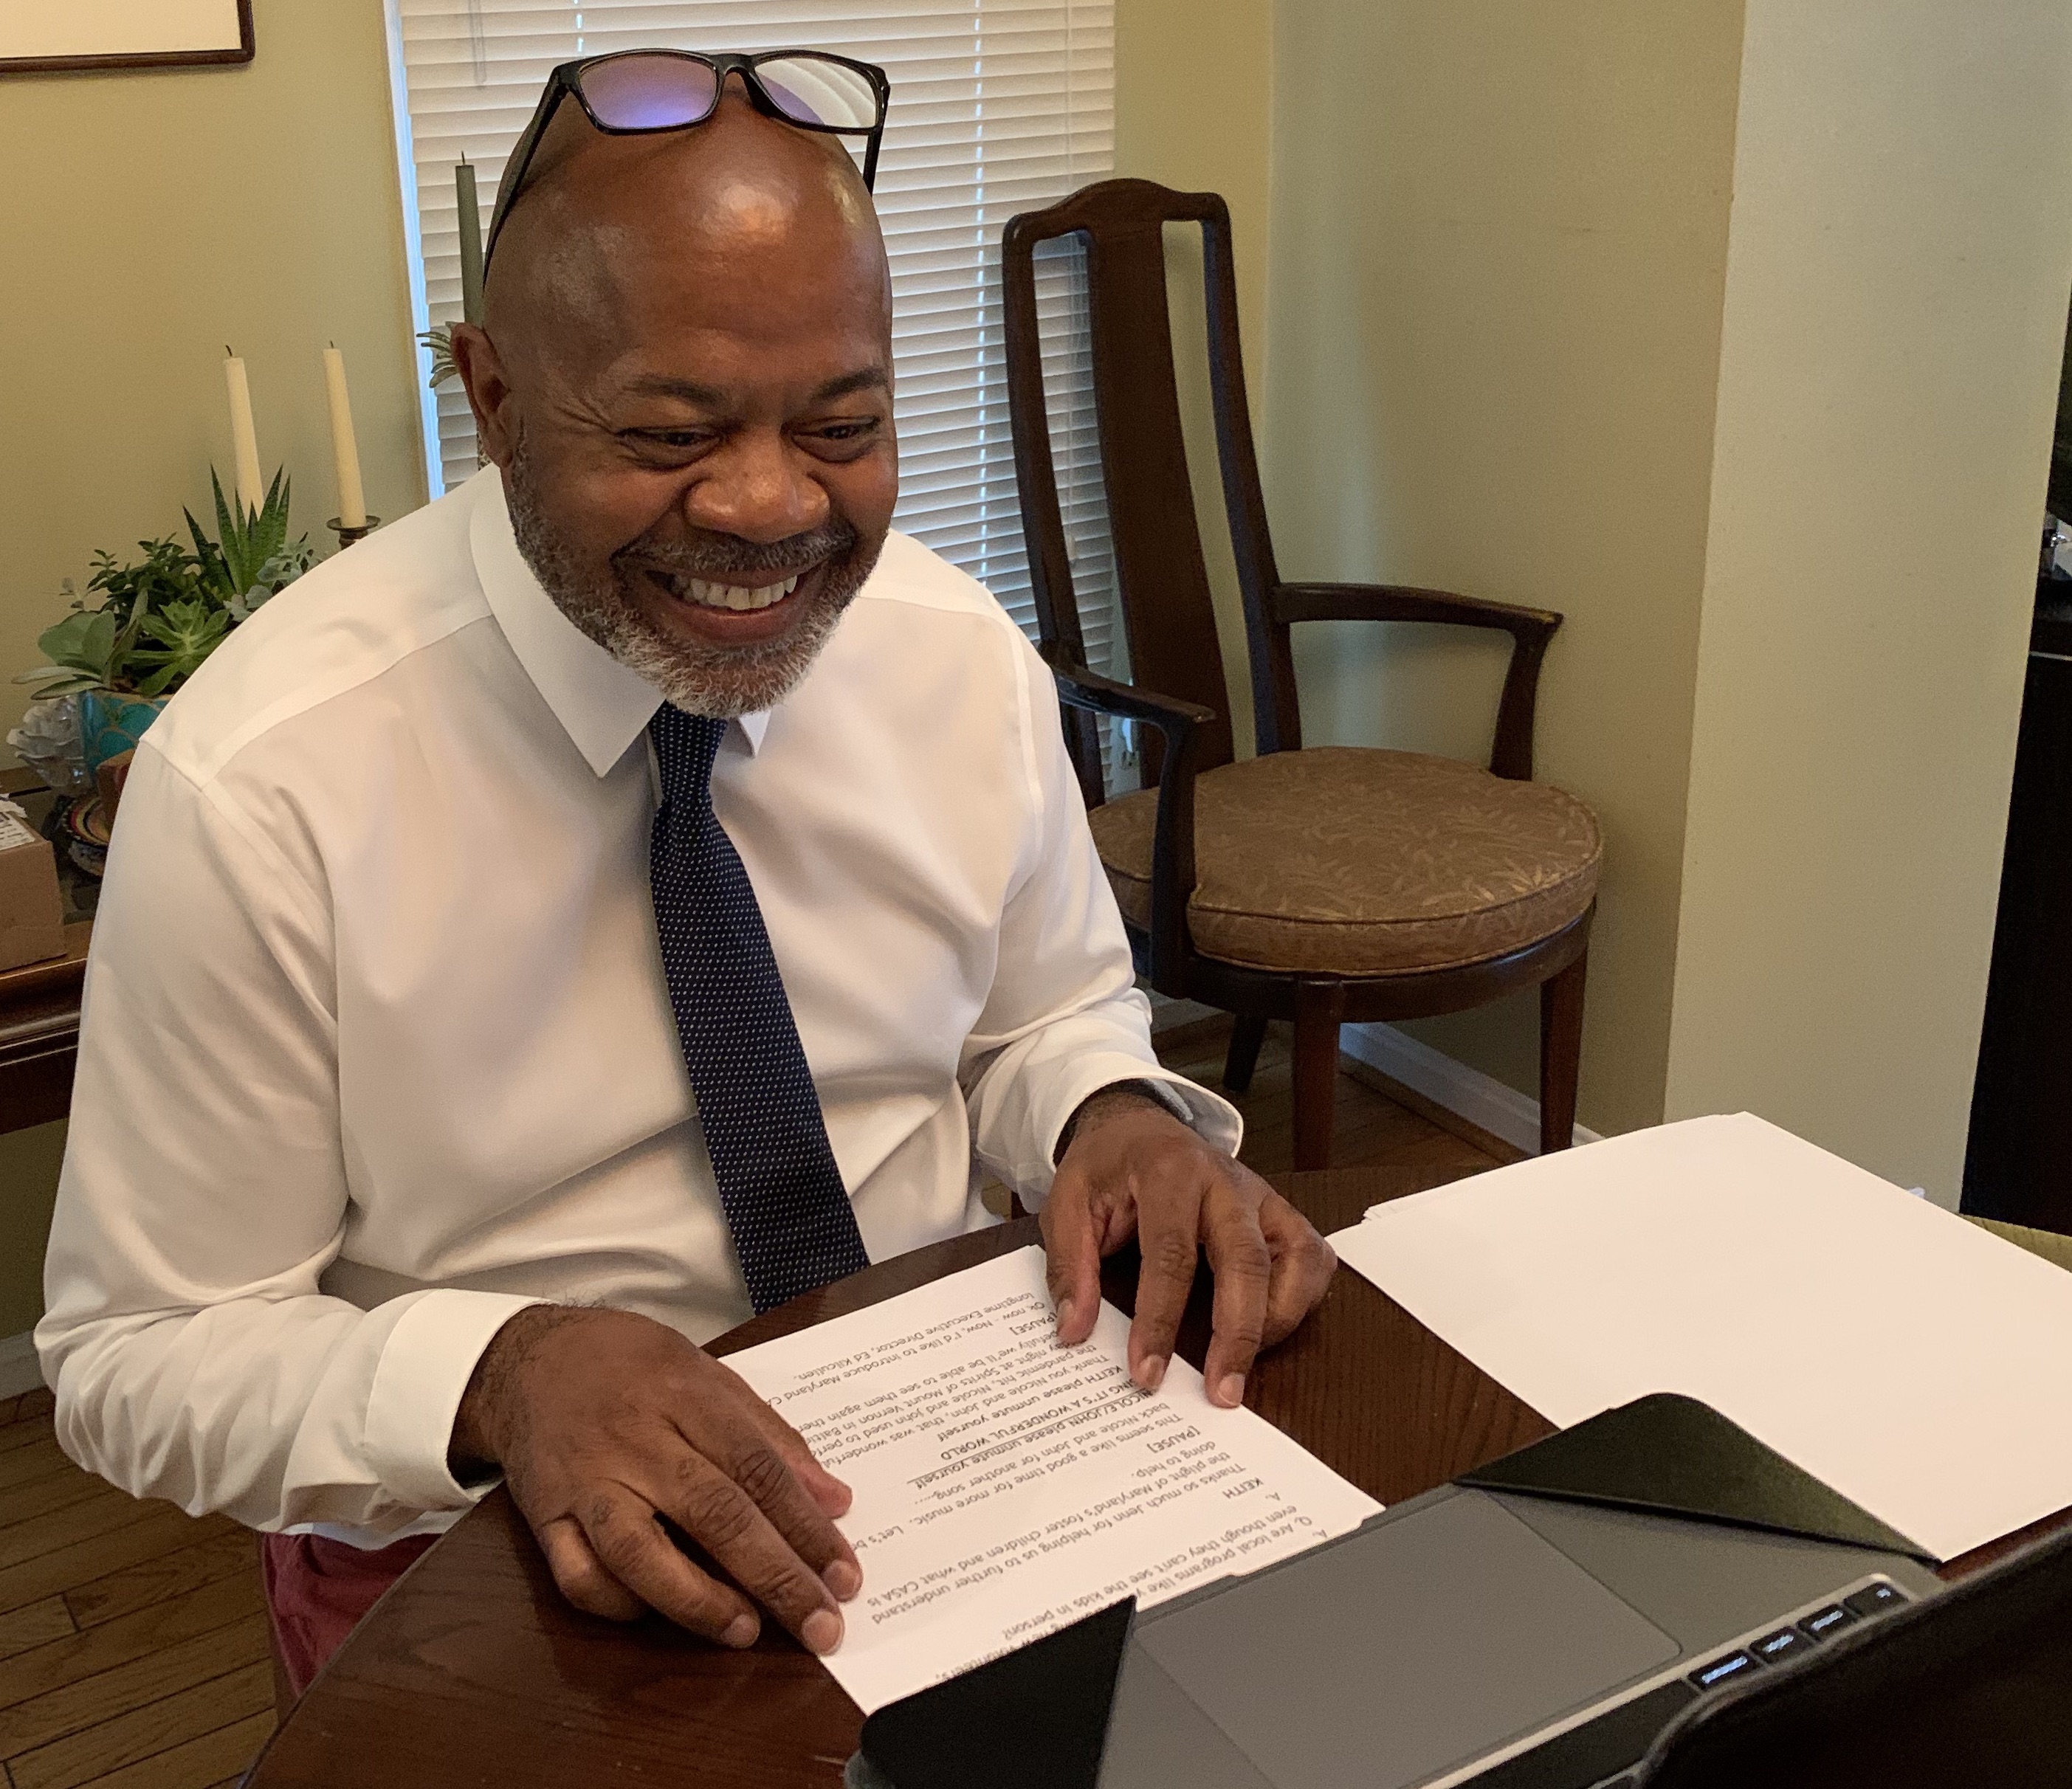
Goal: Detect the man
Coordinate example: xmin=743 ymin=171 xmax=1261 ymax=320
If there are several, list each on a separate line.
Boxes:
xmin=38 ymin=68 xmax=1335 ymax=1692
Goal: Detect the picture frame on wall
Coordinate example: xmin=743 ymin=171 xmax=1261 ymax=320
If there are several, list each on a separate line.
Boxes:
xmin=0 ymin=0 xmax=254 ymax=76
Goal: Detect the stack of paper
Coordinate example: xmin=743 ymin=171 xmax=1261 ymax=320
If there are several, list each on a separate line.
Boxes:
xmin=1328 ymin=1113 xmax=2072 ymax=1562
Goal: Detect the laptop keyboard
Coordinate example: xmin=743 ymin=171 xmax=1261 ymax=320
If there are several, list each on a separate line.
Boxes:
xmin=1453 ymin=1576 xmax=1914 ymax=1789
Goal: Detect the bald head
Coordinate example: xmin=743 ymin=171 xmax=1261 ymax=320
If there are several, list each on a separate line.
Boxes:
xmin=484 ymin=89 xmax=889 ymax=370
xmin=450 ymin=80 xmax=901 ymax=718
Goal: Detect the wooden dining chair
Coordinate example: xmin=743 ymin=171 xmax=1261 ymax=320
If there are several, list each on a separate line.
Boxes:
xmin=1001 ymin=178 xmax=1603 ymax=1170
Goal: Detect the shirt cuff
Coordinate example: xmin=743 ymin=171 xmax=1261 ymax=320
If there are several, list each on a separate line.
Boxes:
xmin=1022 ymin=1058 xmax=1245 ymax=1210
xmin=363 ymin=1289 xmax=551 ymax=1513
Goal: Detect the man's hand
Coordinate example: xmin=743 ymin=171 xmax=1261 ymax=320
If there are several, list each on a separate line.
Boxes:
xmin=450 ymin=1306 xmax=859 ymax=1653
xmin=1041 ymin=1086 xmax=1338 ymax=1410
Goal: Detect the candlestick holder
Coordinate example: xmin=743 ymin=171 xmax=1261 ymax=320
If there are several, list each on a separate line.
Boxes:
xmin=328 ymin=515 xmax=382 ymax=550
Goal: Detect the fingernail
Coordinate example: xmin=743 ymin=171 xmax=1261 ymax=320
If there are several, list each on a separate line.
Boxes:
xmin=1134 ymin=1354 xmax=1166 ymax=1393
xmin=720 ymin=1613 xmax=759 ymax=1649
xmin=1216 ymin=1373 xmax=1246 ymax=1408
xmin=825 ymin=1559 xmax=862 ymax=1601
xmin=803 ymin=1609 xmax=844 ymax=1655
xmin=1054 ymin=1295 xmax=1075 ymax=1331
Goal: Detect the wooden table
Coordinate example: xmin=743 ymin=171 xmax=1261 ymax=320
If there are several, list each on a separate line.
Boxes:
xmin=241 ymin=1165 xmax=2069 ymax=1788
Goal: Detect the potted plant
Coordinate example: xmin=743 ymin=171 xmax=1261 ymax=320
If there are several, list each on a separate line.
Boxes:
xmin=10 ymin=470 xmax=314 ymax=793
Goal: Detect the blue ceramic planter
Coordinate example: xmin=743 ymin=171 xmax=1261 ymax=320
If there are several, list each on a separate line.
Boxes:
xmin=79 ymin=690 xmax=169 ymax=773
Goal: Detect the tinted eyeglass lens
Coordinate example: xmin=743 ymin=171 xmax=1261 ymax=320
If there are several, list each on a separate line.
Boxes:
xmin=579 ymin=52 xmax=720 ymax=128
xmin=753 ymin=55 xmax=880 ymax=131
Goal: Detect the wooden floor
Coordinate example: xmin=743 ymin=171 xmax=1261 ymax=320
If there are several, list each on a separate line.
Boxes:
xmin=0 ymin=1389 xmax=268 ymax=1789
xmin=0 ymin=1023 xmax=1502 ymax=1786
xmin=1154 ymin=1016 xmax=1512 ymax=1184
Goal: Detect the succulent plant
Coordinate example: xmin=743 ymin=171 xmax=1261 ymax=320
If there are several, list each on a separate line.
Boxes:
xmin=15 ymin=464 xmax=314 ymax=700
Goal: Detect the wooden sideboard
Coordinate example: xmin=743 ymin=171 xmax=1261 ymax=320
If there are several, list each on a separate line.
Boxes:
xmin=1 ymin=771 xmax=92 ymax=1134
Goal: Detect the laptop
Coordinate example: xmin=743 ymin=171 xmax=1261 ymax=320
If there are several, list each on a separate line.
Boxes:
xmin=851 ymin=1395 xmax=1978 ymax=1789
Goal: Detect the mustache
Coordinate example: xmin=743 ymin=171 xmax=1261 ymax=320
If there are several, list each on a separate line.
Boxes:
xmin=617 ymin=517 xmax=860 ymax=582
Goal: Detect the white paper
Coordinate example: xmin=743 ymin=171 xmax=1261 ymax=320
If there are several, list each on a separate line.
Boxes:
xmin=1329 ymin=1112 xmax=2072 ymax=1562
xmin=726 ymin=1247 xmax=1380 ymax=1712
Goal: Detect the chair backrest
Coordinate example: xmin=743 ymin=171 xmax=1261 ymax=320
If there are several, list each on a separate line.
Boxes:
xmin=1002 ymin=179 xmax=1282 ymax=790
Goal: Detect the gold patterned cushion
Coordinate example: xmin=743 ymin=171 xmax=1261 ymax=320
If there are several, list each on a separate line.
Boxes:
xmin=1965 ymin=1216 xmax=2072 ymax=1275
xmin=1087 ymin=747 xmax=1602 ymax=976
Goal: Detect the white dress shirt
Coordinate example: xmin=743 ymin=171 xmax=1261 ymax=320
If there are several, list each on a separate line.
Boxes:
xmin=38 ymin=470 xmax=1239 ymax=1547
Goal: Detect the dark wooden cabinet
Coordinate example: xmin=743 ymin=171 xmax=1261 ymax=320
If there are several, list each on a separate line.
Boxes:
xmin=1963 ymin=586 xmax=2072 ymax=1230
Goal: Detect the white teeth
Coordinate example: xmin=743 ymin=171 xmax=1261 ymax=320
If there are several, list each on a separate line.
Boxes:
xmin=681 ymin=573 xmax=804 ymax=612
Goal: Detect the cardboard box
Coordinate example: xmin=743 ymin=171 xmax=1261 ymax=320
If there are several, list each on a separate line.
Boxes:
xmin=0 ymin=812 xmax=66 ymax=973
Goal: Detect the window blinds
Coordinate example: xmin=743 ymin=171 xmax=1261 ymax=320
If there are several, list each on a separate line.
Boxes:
xmin=385 ymin=0 xmax=1121 ymax=678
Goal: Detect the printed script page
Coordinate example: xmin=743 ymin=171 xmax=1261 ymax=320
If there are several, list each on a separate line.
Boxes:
xmin=725 ymin=1246 xmax=1380 ymax=1713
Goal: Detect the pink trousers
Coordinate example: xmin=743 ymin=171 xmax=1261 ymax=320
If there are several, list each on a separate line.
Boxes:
xmin=260 ymin=1530 xmax=438 ymax=1699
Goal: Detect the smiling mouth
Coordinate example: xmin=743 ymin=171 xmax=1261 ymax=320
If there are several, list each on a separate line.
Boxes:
xmin=649 ymin=569 xmax=807 ymax=613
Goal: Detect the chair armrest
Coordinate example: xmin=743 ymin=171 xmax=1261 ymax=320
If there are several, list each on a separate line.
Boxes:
xmin=1269 ymin=582 xmax=1563 ymax=779
xmin=1045 ymin=650 xmax=1219 ymax=735
xmin=1042 ymin=644 xmax=1211 ymax=990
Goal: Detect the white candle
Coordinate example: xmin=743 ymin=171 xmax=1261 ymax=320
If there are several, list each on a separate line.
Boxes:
xmin=222 ymin=350 xmax=264 ymax=517
xmin=321 ymin=345 xmax=369 ymax=532
xmin=456 ymin=160 xmax=486 ymax=327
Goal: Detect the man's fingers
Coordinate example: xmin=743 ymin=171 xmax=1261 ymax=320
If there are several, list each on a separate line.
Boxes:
xmin=699 ymin=1406 xmax=863 ymax=1602
xmin=710 ymin=1357 xmax=856 ymax=1523
xmin=1128 ymin=1175 xmax=1204 ymax=1392
xmin=576 ymin=1487 xmax=764 ymax=1647
xmin=1200 ymin=1185 xmax=1273 ymax=1407
xmin=536 ymin=1514 xmax=646 ymax=1621
xmin=1259 ymin=1192 xmax=1338 ymax=1348
xmin=650 ymin=1458 xmax=845 ymax=1655
xmin=1041 ymin=1165 xmax=1104 ymax=1346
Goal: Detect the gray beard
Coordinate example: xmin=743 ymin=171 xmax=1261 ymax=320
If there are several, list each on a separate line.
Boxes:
xmin=503 ymin=435 xmax=880 ymax=719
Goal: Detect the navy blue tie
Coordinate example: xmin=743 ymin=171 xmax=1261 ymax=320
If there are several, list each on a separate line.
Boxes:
xmin=647 ymin=706 xmax=870 ymax=1314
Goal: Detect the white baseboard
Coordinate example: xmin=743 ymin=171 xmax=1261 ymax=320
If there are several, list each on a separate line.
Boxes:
xmin=0 ymin=1331 xmax=45 ymax=1399
xmin=1342 ymin=1021 xmax=1602 ymax=1158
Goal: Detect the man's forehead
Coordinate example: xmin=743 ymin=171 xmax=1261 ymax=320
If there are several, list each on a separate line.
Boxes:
xmin=614 ymin=365 xmax=892 ymax=410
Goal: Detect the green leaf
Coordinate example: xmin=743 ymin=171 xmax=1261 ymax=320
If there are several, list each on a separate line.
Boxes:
xmin=420 ymin=323 xmax=461 ymax=389
xmin=183 ymin=509 xmax=235 ymax=604
xmin=212 ymin=466 xmax=238 ymax=551
xmin=207 ymin=466 xmax=297 ymax=596
xmin=126 ymin=596 xmax=230 ymax=695
xmin=13 ymin=666 xmax=100 ymax=694
xmin=36 ymin=609 xmax=118 ymax=678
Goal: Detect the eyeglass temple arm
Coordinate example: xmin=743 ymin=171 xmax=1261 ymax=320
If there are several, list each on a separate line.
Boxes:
xmin=481 ymin=80 xmax=568 ymax=270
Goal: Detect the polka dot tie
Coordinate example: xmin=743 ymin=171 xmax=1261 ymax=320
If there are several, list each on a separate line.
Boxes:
xmin=647 ymin=706 xmax=870 ymax=1314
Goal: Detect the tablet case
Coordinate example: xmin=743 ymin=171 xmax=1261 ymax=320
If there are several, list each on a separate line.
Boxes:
xmin=1456 ymin=1392 xmax=1935 ymax=1564
xmin=856 ymin=1597 xmax=1137 ymax=1789
xmin=853 ymin=1396 xmax=1930 ymax=1788
xmin=1634 ymin=1516 xmax=2072 ymax=1788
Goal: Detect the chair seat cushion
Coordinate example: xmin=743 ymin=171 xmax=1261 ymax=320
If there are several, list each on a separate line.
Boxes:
xmin=1086 ymin=747 xmax=1602 ymax=976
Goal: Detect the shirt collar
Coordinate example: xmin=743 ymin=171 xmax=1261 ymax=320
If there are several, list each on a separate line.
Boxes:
xmin=467 ymin=469 xmax=770 ymax=775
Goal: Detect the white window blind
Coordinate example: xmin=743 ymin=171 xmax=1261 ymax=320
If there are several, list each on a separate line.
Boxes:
xmin=385 ymin=0 xmax=1124 ymax=692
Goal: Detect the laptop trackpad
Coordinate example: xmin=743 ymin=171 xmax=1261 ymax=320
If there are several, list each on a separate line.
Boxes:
xmin=1131 ymin=1491 xmax=1679 ymax=1789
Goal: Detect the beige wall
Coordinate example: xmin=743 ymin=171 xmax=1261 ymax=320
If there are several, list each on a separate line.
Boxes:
xmin=1114 ymin=0 xmax=1271 ymax=358
xmin=0 ymin=0 xmax=425 ymax=758
xmin=1113 ymin=0 xmax=1275 ymax=757
xmin=1662 ymin=0 xmax=2072 ymax=1201
xmin=1262 ymin=0 xmax=2072 ymax=1195
xmin=1263 ymin=1 xmax=1747 ymax=1136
